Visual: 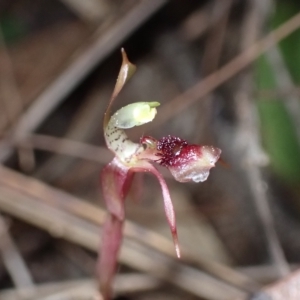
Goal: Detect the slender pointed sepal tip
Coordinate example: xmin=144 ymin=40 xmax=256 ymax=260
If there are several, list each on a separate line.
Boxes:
xmin=120 ymin=48 xmax=136 ymax=84
xmin=121 ymin=47 xmax=128 ymax=62
xmin=173 ymin=232 xmax=181 ymax=258
xmin=103 ymin=48 xmax=136 ymax=129
xmin=132 ymin=162 xmax=181 ymax=258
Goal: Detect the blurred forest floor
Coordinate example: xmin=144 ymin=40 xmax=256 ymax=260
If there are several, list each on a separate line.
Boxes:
xmin=1 ymin=0 xmax=300 ymax=299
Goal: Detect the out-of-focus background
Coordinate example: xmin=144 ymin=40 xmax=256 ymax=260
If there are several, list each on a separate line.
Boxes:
xmin=0 ymin=0 xmax=300 ymax=299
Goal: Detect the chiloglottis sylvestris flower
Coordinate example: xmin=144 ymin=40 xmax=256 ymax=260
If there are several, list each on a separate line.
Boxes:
xmin=98 ymin=49 xmax=221 ymax=300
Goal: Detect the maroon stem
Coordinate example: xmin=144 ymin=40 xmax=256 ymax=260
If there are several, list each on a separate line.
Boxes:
xmin=98 ymin=214 xmax=124 ymax=300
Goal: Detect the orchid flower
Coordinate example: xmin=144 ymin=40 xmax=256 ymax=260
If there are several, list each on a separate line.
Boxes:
xmin=99 ymin=49 xmax=221 ymax=300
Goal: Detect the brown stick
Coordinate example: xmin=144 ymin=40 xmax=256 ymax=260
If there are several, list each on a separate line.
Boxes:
xmin=0 ymin=0 xmax=168 ymax=162
xmin=0 ymin=165 xmax=257 ymax=296
xmin=0 ymin=179 xmax=248 ymax=299
xmin=0 ymin=216 xmax=34 ymax=289
xmin=144 ymin=9 xmax=300 ymax=132
xmin=235 ymin=0 xmax=289 ymax=277
xmin=0 ymin=274 xmax=161 ymax=300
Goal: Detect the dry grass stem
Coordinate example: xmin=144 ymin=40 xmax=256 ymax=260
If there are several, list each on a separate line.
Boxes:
xmin=59 ymin=0 xmax=109 ymax=23
xmin=0 ymin=274 xmax=160 ymax=300
xmin=0 ymin=166 xmax=250 ymax=299
xmin=266 ymin=46 xmax=300 ymax=143
xmin=27 ymin=134 xmax=112 ymax=165
xmin=144 ymin=9 xmax=300 ymax=132
xmin=0 ymin=26 xmax=36 ymax=171
xmin=0 ymin=0 xmax=168 ymax=163
xmin=201 ymin=0 xmax=233 ymax=75
xmin=0 ymin=216 xmax=34 ymax=289
xmin=235 ymin=0 xmax=289 ymax=277
xmin=0 ymin=165 xmax=259 ymax=293
xmin=180 ymin=0 xmax=231 ymax=41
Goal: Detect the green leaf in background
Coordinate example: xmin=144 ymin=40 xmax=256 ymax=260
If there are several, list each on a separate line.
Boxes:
xmin=0 ymin=16 xmax=26 ymax=43
xmin=256 ymin=54 xmax=300 ymax=186
xmin=272 ymin=1 xmax=300 ymax=83
xmin=255 ymin=0 xmax=300 ymax=187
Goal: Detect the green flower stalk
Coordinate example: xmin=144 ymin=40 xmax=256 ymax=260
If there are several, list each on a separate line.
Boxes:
xmin=99 ymin=49 xmax=221 ymax=300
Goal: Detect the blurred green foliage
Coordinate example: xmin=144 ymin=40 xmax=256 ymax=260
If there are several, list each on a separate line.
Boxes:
xmin=271 ymin=1 xmax=300 ymax=83
xmin=256 ymin=0 xmax=300 ymax=186
xmin=0 ymin=16 xmax=26 ymax=43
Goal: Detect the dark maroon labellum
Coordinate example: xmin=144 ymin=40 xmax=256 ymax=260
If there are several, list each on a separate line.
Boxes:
xmin=156 ymin=135 xmax=188 ymax=166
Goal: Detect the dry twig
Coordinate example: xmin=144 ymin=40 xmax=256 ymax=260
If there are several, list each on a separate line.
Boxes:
xmin=0 ymin=26 xmax=35 ymax=171
xmin=141 ymin=9 xmax=300 ymax=133
xmin=0 ymin=216 xmax=34 ymax=290
xmin=234 ymin=0 xmax=289 ymax=277
xmin=266 ymin=46 xmax=300 ymax=143
xmin=0 ymin=166 xmax=254 ymax=299
xmin=0 ymin=0 xmax=168 ymax=162
xmin=0 ymin=274 xmax=161 ymax=300
xmin=59 ymin=0 xmax=109 ymax=23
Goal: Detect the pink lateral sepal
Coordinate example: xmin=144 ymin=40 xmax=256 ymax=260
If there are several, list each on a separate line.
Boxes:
xmin=101 ymin=158 xmax=132 ymax=220
xmin=132 ymin=161 xmax=180 ymax=258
